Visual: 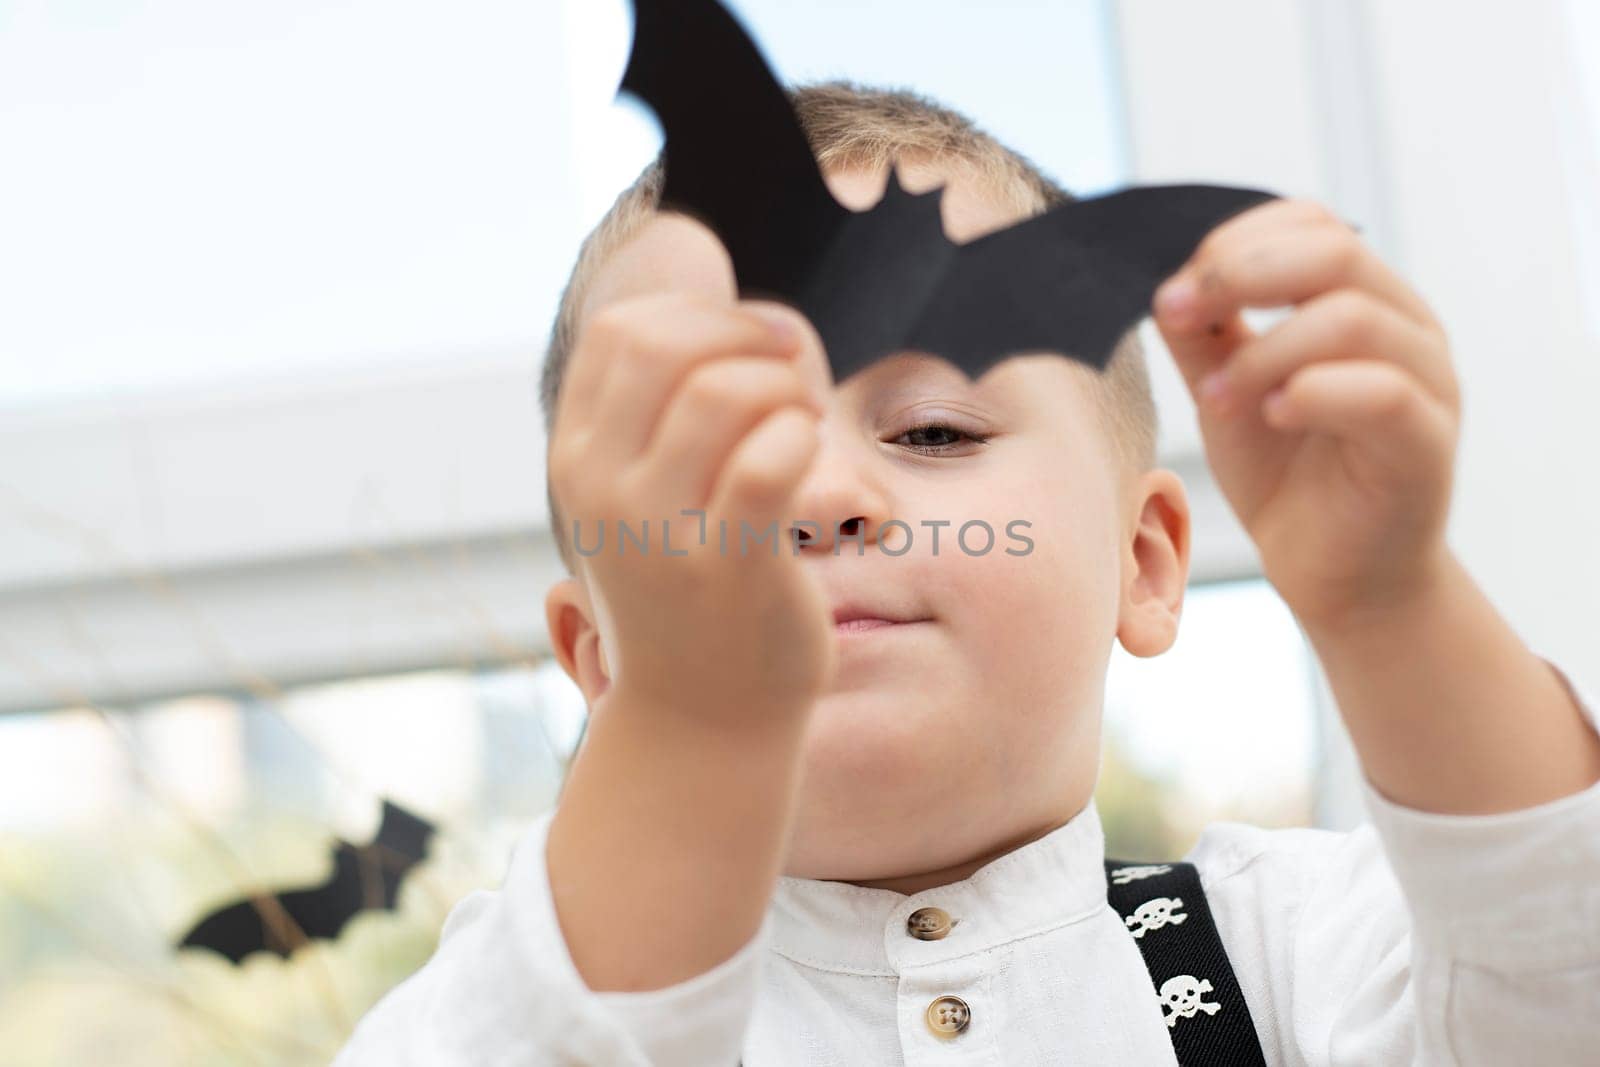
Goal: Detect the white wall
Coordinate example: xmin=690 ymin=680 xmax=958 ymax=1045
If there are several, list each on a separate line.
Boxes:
xmin=1115 ymin=0 xmax=1600 ymax=825
xmin=1363 ymin=0 xmax=1599 ymax=692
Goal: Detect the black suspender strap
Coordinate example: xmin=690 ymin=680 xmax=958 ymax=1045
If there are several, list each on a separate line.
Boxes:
xmin=1103 ymin=859 xmax=1268 ymax=1066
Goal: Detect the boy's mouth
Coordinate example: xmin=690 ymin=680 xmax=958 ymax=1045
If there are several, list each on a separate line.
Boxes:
xmin=834 ymin=617 xmax=902 ymax=635
xmin=830 ymin=601 xmax=933 ymax=636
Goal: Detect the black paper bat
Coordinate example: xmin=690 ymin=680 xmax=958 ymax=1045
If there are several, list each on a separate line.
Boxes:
xmin=175 ymin=799 xmax=436 ymax=965
xmin=618 ymin=0 xmax=1281 ymax=384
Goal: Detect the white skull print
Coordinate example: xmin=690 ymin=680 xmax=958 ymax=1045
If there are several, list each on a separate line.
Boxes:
xmin=1110 ymin=864 xmax=1172 ymax=885
xmin=1158 ymin=975 xmax=1221 ymax=1028
xmin=1125 ymin=896 xmax=1187 ymax=938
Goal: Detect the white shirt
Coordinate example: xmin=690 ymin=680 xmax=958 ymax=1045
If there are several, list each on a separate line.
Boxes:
xmin=334 ymin=658 xmax=1600 ymax=1066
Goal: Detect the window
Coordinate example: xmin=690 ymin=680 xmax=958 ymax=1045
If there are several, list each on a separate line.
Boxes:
xmin=0 ymin=661 xmax=585 ymax=1064
xmin=1098 ymin=578 xmax=1321 ymax=859
xmin=0 ymin=0 xmax=574 ymax=409
xmin=1557 ymin=0 xmax=1600 ymax=340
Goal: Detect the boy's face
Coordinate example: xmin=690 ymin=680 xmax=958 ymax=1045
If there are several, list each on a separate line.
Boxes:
xmin=559 ymin=158 xmax=1190 ymax=892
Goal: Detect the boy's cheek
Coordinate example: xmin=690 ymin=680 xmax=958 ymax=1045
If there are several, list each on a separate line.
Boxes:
xmin=956 ymin=526 xmax=1116 ymax=639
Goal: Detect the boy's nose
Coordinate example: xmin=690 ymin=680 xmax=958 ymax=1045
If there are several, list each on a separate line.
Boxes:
xmin=787 ymin=438 xmax=894 ymax=554
xmin=792 ymin=515 xmax=873 ymax=553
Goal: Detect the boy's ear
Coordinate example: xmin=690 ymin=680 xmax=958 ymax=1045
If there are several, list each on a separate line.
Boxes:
xmin=544 ymin=576 xmax=611 ymax=705
xmin=1116 ymin=469 xmax=1191 ymax=658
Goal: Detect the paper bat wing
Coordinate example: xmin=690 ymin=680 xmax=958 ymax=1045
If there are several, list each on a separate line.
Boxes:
xmin=176 ymin=896 xmax=285 ymax=965
xmin=176 ymin=799 xmax=437 ymax=965
xmin=620 ymin=0 xmax=850 ymax=300
xmin=615 ymin=0 xmax=1286 ymax=386
xmin=905 ymin=184 xmax=1281 ymax=380
xmin=175 ymin=845 xmax=362 ymax=964
xmin=371 ymin=797 xmax=435 ymax=862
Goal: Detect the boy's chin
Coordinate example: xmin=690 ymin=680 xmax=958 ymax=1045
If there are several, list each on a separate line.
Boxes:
xmin=803 ymin=683 xmax=961 ymax=739
xmin=798 ymin=711 xmax=971 ymax=812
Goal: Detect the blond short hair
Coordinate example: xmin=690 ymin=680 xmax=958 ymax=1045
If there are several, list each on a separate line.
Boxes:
xmin=539 ymin=80 xmax=1157 ymax=573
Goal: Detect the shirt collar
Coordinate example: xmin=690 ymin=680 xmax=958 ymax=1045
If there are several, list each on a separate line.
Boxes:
xmin=769 ymin=798 xmax=1110 ymax=975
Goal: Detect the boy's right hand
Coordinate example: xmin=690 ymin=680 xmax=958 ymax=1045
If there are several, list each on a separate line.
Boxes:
xmin=550 ymin=289 xmax=839 ymax=728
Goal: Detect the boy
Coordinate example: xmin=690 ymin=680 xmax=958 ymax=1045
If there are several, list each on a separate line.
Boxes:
xmin=334 ymin=83 xmax=1600 ymax=1065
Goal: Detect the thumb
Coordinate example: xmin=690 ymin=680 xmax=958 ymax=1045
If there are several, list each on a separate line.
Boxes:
xmin=743 ymin=297 xmax=834 ymax=411
xmin=1151 ymin=304 xmax=1254 ymax=402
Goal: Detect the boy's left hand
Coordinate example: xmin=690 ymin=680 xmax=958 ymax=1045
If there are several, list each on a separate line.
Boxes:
xmin=1152 ymin=198 xmax=1461 ymax=630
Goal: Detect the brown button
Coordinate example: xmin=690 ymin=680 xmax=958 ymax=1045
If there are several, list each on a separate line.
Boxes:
xmin=907 ymin=906 xmax=956 ymax=940
xmin=925 ymin=994 xmax=971 ymax=1037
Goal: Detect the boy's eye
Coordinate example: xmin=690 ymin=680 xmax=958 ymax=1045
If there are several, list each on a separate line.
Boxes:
xmin=893 ymin=421 xmax=990 ymax=454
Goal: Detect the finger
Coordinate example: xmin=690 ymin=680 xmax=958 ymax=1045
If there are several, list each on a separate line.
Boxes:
xmin=1154 ymin=201 xmax=1344 ymax=390
xmin=1157 ymin=206 xmax=1440 ymax=334
xmin=1199 ymin=289 xmax=1458 ymax=417
xmin=1260 ymin=358 xmax=1456 ymax=471
xmin=707 ymin=405 xmax=824 ymax=554
xmin=744 ymin=297 xmax=835 ymax=410
xmin=1185 ymin=197 xmax=1339 ymax=260
xmin=1152 ymin=200 xmax=1334 ymax=340
xmin=585 ymin=296 xmax=806 ymax=467
xmin=1154 ymin=306 xmax=1257 ymax=398
xmin=558 ymin=213 xmax=740 ymax=423
xmin=642 ymin=355 xmax=828 ymax=512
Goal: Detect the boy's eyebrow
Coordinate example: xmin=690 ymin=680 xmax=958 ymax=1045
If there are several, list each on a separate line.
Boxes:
xmin=864 ymin=355 xmax=1024 ymax=404
xmin=848 ymin=356 xmax=1026 ymax=421
xmin=851 ymin=352 xmax=972 ymax=398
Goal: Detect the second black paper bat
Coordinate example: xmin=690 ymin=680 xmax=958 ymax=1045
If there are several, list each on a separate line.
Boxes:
xmin=618 ymin=0 xmax=1281 ymax=384
xmin=175 ymin=799 xmax=436 ymax=965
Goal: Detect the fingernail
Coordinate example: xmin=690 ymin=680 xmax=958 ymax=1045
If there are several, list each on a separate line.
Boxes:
xmin=1262 ymin=387 xmax=1288 ymax=423
xmin=749 ymin=304 xmax=801 ymax=344
xmin=1199 ymin=369 xmax=1231 ymax=410
xmin=1155 ymin=276 xmax=1197 ymax=325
